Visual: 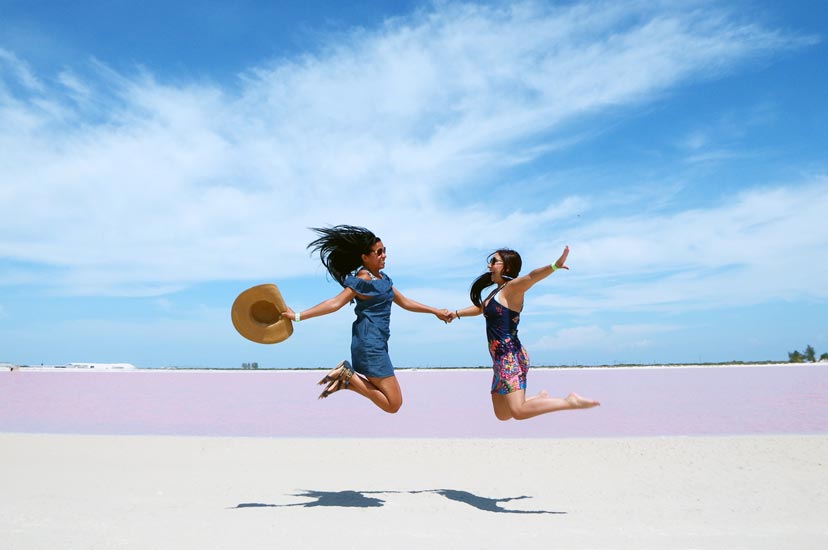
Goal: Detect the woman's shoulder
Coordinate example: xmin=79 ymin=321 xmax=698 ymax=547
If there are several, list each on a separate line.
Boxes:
xmin=343 ymin=271 xmax=393 ymax=295
xmin=503 ymin=274 xmax=531 ymax=291
xmin=354 ymin=269 xmax=373 ymax=282
xmin=496 ymin=281 xmax=527 ymax=303
xmin=349 ymin=269 xmax=392 ymax=283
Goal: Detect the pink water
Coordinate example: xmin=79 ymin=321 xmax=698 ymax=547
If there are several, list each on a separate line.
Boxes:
xmin=2 ymin=366 xmax=826 ymax=438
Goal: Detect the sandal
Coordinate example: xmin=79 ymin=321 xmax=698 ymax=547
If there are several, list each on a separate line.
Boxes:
xmin=317 ymin=360 xmax=349 ymax=386
xmin=318 ymin=361 xmax=354 ymax=399
xmin=318 ymin=377 xmax=341 ymax=399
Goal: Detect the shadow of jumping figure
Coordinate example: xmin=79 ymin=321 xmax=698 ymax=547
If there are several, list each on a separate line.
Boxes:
xmin=234 ymin=489 xmax=390 ymax=509
xmin=233 ymin=488 xmax=563 ymax=514
xmin=413 ymin=489 xmax=563 ymax=514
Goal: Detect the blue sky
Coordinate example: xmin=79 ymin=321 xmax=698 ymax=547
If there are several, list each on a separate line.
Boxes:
xmin=1 ymin=0 xmax=826 ymax=369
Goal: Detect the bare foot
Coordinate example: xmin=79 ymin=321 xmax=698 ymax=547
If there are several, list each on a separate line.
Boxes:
xmin=565 ymin=393 xmax=600 ymax=409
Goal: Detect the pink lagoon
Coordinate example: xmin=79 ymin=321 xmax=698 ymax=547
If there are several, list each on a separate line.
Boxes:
xmin=2 ymin=364 xmax=826 ymax=438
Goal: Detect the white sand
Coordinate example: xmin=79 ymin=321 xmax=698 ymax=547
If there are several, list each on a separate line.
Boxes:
xmin=1 ymin=433 xmax=826 ymax=549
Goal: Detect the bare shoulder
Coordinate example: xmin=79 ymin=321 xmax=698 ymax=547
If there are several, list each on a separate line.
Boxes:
xmin=512 ymin=272 xmax=531 ymax=284
xmin=505 ymin=274 xmax=532 ymax=290
xmin=355 ymin=269 xmax=372 ymax=281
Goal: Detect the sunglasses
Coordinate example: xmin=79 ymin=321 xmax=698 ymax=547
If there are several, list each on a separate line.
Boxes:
xmin=489 ymin=257 xmax=503 ymax=265
xmin=371 ymin=247 xmax=387 ymax=256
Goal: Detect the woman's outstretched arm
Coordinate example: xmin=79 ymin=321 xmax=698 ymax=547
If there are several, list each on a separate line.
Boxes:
xmin=507 ymin=245 xmax=570 ymax=295
xmin=392 ymin=288 xmax=452 ymax=322
xmin=281 ymin=287 xmax=357 ymax=322
xmin=451 ymin=305 xmax=483 ymax=320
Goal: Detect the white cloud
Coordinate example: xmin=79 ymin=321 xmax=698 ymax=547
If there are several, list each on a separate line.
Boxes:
xmin=0 ymin=1 xmax=813 ymax=296
xmin=678 ymin=101 xmax=780 ymax=164
xmin=530 ymin=322 xmax=680 ymax=355
xmin=0 ymin=48 xmax=43 ymax=92
xmin=535 ymin=178 xmax=828 ymax=313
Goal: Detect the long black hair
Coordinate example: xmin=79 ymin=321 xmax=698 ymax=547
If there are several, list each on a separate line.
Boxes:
xmin=308 ymin=225 xmax=380 ymax=286
xmin=470 ymin=249 xmax=522 ymax=307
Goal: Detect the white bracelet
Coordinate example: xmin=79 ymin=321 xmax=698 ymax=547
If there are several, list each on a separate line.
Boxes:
xmin=294 ymin=312 xmax=301 ymax=322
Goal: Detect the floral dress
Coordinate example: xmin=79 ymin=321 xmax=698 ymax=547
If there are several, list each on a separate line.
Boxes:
xmin=484 ymin=291 xmax=529 ymax=394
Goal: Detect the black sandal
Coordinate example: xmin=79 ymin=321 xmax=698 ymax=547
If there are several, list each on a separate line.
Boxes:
xmin=318 ymin=361 xmax=354 ymax=399
xmin=317 ymin=360 xmax=348 ymax=386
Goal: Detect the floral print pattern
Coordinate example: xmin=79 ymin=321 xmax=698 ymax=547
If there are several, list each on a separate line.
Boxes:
xmin=484 ymin=296 xmax=530 ymax=395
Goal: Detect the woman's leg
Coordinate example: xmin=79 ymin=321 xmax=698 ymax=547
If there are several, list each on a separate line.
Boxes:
xmin=491 ymin=390 xmax=599 ymax=421
xmin=346 ymin=374 xmax=403 ymax=414
xmin=526 ymin=389 xmax=548 ymax=401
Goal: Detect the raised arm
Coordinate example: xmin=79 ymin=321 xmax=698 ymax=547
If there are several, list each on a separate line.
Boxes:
xmin=281 ymin=287 xmax=357 ymax=322
xmin=392 ymin=288 xmax=452 ymax=322
xmin=507 ymin=245 xmax=569 ymax=294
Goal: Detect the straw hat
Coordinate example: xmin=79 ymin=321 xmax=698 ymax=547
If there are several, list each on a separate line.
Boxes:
xmin=231 ymin=284 xmax=293 ymax=344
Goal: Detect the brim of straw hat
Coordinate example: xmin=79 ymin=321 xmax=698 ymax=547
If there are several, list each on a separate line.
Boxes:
xmin=231 ymin=284 xmax=293 ymax=344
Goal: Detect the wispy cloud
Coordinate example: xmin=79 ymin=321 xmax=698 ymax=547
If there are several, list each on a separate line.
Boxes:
xmin=531 ymin=322 xmax=681 ymax=354
xmin=535 ymin=178 xmax=828 ymax=313
xmin=0 ymin=48 xmax=43 ymax=92
xmin=677 ymin=100 xmax=780 ymax=164
xmin=0 ymin=1 xmax=815 ymax=298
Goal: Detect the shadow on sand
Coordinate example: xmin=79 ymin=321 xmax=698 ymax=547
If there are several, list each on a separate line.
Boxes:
xmin=233 ymin=488 xmax=564 ymax=514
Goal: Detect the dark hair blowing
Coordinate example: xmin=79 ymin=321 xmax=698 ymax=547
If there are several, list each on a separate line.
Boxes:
xmin=308 ymin=225 xmax=380 ymax=286
xmin=470 ymin=249 xmax=522 ymax=307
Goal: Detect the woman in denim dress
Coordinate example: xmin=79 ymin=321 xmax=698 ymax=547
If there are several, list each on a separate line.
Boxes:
xmin=282 ymin=225 xmax=452 ymax=413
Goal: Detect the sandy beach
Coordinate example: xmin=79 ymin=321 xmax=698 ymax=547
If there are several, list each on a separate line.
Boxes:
xmin=2 ymin=433 xmax=826 ymax=549
xmin=3 ymin=366 xmax=827 ymax=548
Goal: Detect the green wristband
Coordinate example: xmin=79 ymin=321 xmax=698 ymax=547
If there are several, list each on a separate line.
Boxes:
xmin=550 ymin=264 xmax=558 ymax=272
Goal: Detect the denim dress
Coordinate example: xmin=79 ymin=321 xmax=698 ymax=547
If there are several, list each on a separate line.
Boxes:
xmin=343 ymin=271 xmax=395 ymax=378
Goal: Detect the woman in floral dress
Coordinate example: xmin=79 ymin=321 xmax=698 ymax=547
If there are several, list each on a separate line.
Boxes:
xmin=451 ymin=245 xmax=599 ymax=420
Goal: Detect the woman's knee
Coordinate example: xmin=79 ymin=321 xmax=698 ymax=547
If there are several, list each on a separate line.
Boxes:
xmin=511 ymin=409 xmax=531 ymax=421
xmin=500 ymin=400 xmax=528 ymax=420
xmin=491 ymin=397 xmax=514 ymax=421
xmin=370 ymin=375 xmax=403 ymax=413
xmin=383 ymin=397 xmax=403 ymax=414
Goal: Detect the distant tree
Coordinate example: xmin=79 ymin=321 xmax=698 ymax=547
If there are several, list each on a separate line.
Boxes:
xmin=820 ymin=353 xmax=828 ymax=362
xmin=788 ymin=350 xmax=804 ymax=363
xmin=804 ymin=345 xmax=816 ymax=362
xmin=252 ymin=362 xmax=259 ymax=369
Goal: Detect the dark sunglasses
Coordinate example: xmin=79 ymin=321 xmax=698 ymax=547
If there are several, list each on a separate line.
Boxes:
xmin=489 ymin=257 xmax=503 ymax=265
xmin=371 ymin=247 xmax=387 ymax=256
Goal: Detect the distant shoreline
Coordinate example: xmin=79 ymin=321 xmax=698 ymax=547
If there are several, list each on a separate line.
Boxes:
xmin=5 ymin=361 xmax=820 ymax=372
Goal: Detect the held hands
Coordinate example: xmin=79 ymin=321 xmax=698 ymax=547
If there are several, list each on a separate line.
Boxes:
xmin=435 ymin=308 xmax=454 ymax=323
